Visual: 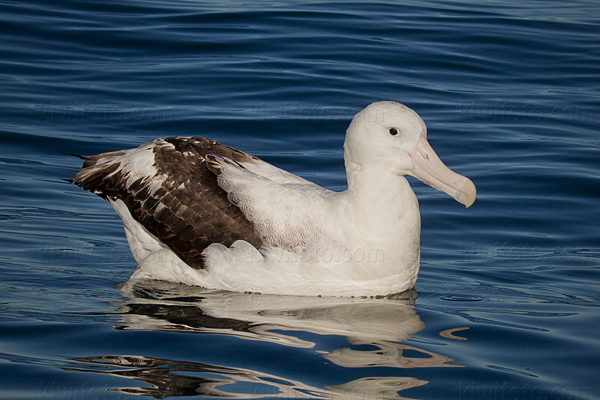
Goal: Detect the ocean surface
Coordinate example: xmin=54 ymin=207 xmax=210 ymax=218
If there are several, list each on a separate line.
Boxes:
xmin=1 ymin=0 xmax=599 ymax=399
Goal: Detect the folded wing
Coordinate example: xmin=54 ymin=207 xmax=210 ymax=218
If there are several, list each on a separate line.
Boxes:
xmin=73 ymin=137 xmax=265 ymax=268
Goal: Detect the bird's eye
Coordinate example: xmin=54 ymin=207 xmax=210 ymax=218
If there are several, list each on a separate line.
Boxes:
xmin=388 ymin=127 xmax=399 ymax=136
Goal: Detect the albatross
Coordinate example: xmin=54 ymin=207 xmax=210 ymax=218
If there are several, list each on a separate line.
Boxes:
xmin=74 ymin=101 xmax=476 ymax=297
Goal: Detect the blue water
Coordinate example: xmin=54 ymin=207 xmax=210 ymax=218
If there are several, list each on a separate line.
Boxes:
xmin=1 ymin=0 xmax=599 ymax=399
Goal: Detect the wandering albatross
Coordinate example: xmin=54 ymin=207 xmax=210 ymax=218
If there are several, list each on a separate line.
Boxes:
xmin=74 ymin=101 xmax=476 ymax=297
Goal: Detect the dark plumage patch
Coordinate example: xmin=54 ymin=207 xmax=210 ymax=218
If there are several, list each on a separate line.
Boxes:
xmin=73 ymin=137 xmax=263 ymax=269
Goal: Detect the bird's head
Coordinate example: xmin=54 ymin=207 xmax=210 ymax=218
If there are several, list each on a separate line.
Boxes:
xmin=344 ymin=101 xmax=476 ymax=207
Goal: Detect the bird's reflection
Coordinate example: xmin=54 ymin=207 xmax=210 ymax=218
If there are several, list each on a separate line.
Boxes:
xmin=66 ymin=354 xmax=428 ymax=399
xmin=70 ymin=279 xmax=464 ymax=399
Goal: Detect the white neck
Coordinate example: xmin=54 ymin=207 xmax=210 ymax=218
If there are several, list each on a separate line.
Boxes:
xmin=334 ymin=163 xmax=421 ymax=247
xmin=349 ymin=164 xmax=417 ymax=210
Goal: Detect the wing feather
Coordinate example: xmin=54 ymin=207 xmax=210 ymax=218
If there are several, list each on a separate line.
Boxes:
xmin=73 ymin=137 xmax=263 ymax=269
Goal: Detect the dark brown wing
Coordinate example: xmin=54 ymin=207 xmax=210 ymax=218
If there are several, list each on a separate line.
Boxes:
xmin=73 ymin=137 xmax=263 ymax=269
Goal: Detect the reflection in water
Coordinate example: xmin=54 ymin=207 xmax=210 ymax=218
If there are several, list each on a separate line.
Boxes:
xmin=325 ymin=342 xmax=463 ymax=369
xmin=439 ymin=327 xmax=469 ymax=341
xmin=110 ymin=280 xmax=425 ymax=348
xmin=66 ymin=354 xmax=428 ymax=399
xmin=72 ymin=280 xmax=464 ymax=399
